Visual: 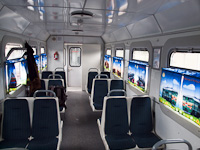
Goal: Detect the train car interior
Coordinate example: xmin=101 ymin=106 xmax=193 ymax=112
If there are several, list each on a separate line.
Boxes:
xmin=0 ymin=0 xmax=200 ymax=149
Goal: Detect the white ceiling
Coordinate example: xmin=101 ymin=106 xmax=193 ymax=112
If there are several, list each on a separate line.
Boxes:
xmin=0 ymin=0 xmax=199 ymax=42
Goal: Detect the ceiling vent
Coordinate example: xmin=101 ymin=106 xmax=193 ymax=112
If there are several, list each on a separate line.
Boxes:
xmin=71 ymin=10 xmax=93 ymax=19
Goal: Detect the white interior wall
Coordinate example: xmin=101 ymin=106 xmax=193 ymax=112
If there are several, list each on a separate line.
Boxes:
xmin=106 ymin=30 xmax=200 ymax=150
xmin=82 ymin=44 xmax=101 ymax=90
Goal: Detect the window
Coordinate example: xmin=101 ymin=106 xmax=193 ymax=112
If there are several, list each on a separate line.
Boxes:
xmin=170 ymin=51 xmax=200 ymax=71
xmin=5 ymin=43 xmax=23 ymax=59
xmin=132 ymin=50 xmax=149 ymax=62
xmin=69 ymin=47 xmax=81 ymax=67
xmin=32 ymin=47 xmax=37 ymax=55
xmin=106 ymin=49 xmax=111 ymax=55
xmin=41 ymin=47 xmax=45 ymax=54
xmin=116 ymin=49 xmax=124 ymax=57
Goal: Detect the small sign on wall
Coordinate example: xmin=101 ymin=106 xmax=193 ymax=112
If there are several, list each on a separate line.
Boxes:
xmin=153 ymin=47 xmax=161 ymax=69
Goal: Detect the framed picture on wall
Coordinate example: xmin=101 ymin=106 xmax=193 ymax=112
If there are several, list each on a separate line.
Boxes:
xmin=153 ymin=47 xmax=161 ymax=69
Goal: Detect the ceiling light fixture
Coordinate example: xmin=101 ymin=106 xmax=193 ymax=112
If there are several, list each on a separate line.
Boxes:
xmin=71 ymin=10 xmax=93 ymax=19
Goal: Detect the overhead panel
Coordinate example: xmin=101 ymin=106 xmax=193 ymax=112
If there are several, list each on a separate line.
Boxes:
xmin=0 ymin=2 xmax=3 ymax=10
xmin=23 ymin=23 xmax=41 ymax=38
xmin=37 ymin=30 xmax=50 ymax=41
xmin=85 ymin=0 xmax=105 ymax=10
xmin=0 ymin=7 xmax=30 ymax=34
xmin=157 ymin=0 xmax=189 ymax=13
xmin=43 ymin=0 xmax=65 ymax=7
xmin=0 ymin=0 xmax=37 ymax=6
xmin=112 ymin=27 xmax=131 ymax=41
xmin=127 ymin=15 xmax=161 ymax=38
xmin=102 ymin=33 xmax=116 ymax=43
xmin=125 ymin=0 xmax=165 ymax=14
xmin=155 ymin=0 xmax=200 ymax=33
xmin=7 ymin=6 xmax=41 ymax=23
xmin=45 ymin=7 xmax=64 ymax=22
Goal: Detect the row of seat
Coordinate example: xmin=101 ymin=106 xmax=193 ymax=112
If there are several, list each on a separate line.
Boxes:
xmin=41 ymin=68 xmax=66 ymax=88
xmin=0 ymin=95 xmax=62 ymax=150
xmin=98 ymin=94 xmax=162 ymax=150
xmin=86 ymin=68 xmax=111 ymax=94
xmin=89 ymin=78 xmax=125 ymax=111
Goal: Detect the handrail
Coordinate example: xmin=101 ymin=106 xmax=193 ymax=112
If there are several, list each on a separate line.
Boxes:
xmin=88 ymin=68 xmax=98 ymax=72
xmin=95 ymin=74 xmax=108 ymax=79
xmin=152 ymin=139 xmax=192 ymax=150
xmin=33 ymin=90 xmax=56 ymax=98
xmin=48 ymin=74 xmax=62 ymax=79
xmin=55 ymin=67 xmax=64 ymax=71
xmin=107 ymin=89 xmax=127 ymax=97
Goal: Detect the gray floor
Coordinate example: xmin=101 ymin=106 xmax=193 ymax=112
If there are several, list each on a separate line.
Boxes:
xmin=60 ymin=91 xmax=105 ymax=150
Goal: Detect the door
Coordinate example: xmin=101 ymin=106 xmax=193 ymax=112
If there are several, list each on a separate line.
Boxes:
xmin=67 ymin=46 xmax=82 ymax=87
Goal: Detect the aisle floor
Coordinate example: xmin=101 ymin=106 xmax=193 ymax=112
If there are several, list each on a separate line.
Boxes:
xmin=60 ymin=91 xmax=105 ymax=150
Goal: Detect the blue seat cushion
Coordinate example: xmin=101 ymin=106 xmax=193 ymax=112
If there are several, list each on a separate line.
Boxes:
xmin=130 ymin=97 xmax=153 ymax=134
xmin=105 ymin=134 xmax=136 ymax=150
xmin=32 ymin=99 xmax=58 ymax=139
xmin=27 ymin=138 xmax=58 ymax=150
xmin=3 ymin=99 xmax=31 ymax=140
xmin=87 ymin=72 xmax=98 ymax=94
xmin=0 ymin=139 xmax=29 ymax=149
xmin=105 ymin=98 xmax=129 ymax=135
xmin=132 ymin=133 xmax=161 ymax=148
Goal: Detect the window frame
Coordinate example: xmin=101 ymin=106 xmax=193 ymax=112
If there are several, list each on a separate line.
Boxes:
xmin=115 ymin=48 xmax=124 ymax=58
xmin=131 ymin=48 xmax=149 ymax=63
xmin=168 ymin=48 xmax=200 ymax=72
xmin=106 ymin=49 xmax=112 ymax=56
xmin=69 ymin=47 xmax=81 ymax=67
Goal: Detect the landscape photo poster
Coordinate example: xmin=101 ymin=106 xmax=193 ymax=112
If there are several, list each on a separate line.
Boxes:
xmin=127 ymin=60 xmax=148 ymax=92
xmin=112 ymin=57 xmax=123 ymax=78
xmin=160 ymin=68 xmax=200 ymax=126
xmin=104 ymin=55 xmax=111 ymax=71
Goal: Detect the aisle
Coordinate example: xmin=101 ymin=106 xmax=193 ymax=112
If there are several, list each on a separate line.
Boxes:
xmin=60 ymin=91 xmax=105 ymax=150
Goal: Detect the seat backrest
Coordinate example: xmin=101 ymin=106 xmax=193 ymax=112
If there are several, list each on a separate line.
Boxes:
xmin=42 ymin=71 xmax=53 ymax=79
xmin=130 ymin=97 xmax=153 ymax=134
xmin=100 ymin=71 xmax=110 ymax=78
xmin=32 ymin=99 xmax=59 ymax=138
xmin=93 ymin=80 xmax=108 ymax=108
xmin=55 ymin=71 xmax=66 ymax=88
xmin=2 ymin=99 xmax=31 ymax=140
xmin=87 ymin=72 xmax=98 ymax=94
xmin=48 ymin=80 xmax=63 ymax=89
xmin=105 ymin=98 xmax=129 ymax=135
xmin=110 ymin=80 xmax=124 ymax=96
xmin=36 ymin=80 xmax=46 ymax=97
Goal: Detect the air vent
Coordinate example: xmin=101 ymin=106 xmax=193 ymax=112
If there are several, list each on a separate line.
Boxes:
xmin=71 ymin=10 xmax=93 ymax=18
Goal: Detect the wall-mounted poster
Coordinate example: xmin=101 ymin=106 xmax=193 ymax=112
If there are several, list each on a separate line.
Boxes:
xmin=112 ymin=57 xmax=123 ymax=78
xmin=34 ymin=55 xmax=40 ymax=73
xmin=6 ymin=58 xmax=27 ymax=93
xmin=153 ymin=47 xmax=161 ymax=69
xmin=128 ymin=60 xmax=149 ymax=92
xmin=104 ymin=55 xmax=111 ymax=71
xmin=160 ymin=68 xmax=200 ymax=126
xmin=41 ymin=53 xmax=47 ymax=71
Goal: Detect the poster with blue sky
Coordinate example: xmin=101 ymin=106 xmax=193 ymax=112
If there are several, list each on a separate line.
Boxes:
xmin=104 ymin=55 xmax=111 ymax=71
xmin=41 ymin=53 xmax=47 ymax=71
xmin=160 ymin=68 xmax=200 ymax=126
xmin=113 ymin=57 xmax=123 ymax=78
xmin=128 ymin=60 xmax=148 ymax=92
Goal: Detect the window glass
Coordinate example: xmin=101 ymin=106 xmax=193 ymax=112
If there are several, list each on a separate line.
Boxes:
xmin=106 ymin=49 xmax=111 ymax=55
xmin=70 ymin=47 xmax=81 ymax=67
xmin=32 ymin=47 xmax=37 ymax=55
xmin=5 ymin=43 xmax=23 ymax=59
xmin=170 ymin=52 xmax=200 ymax=71
xmin=133 ymin=50 xmax=149 ymax=62
xmin=41 ymin=47 xmax=45 ymax=54
xmin=116 ymin=49 xmax=124 ymax=57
